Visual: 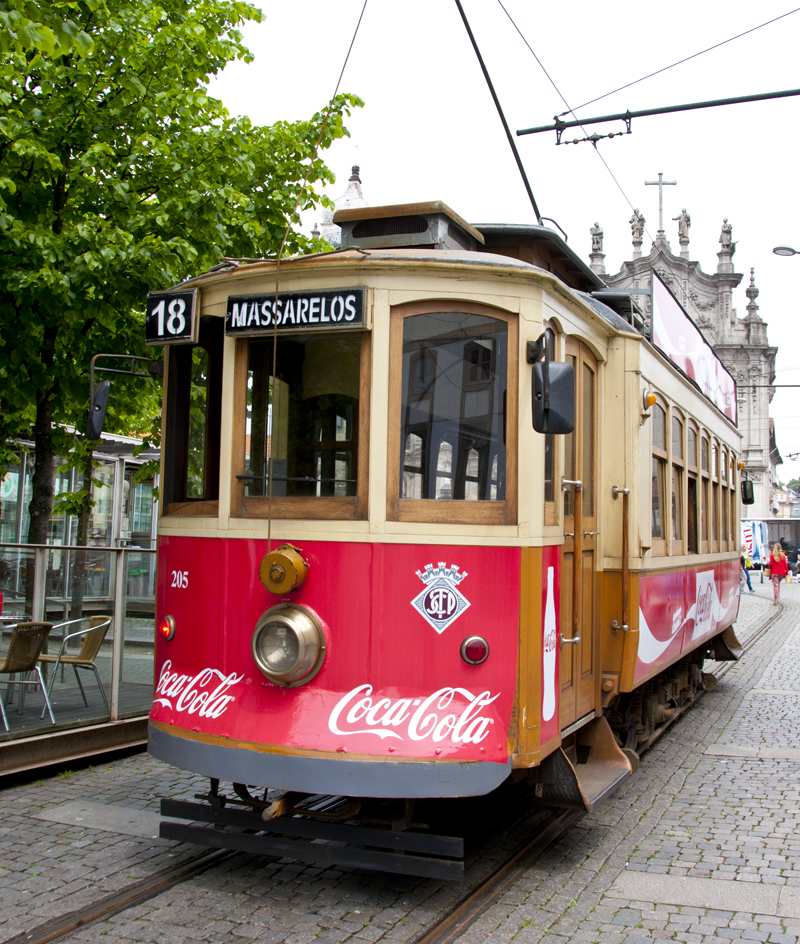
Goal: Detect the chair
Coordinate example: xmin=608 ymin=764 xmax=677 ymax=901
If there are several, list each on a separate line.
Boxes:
xmin=0 ymin=622 xmax=55 ymax=731
xmin=39 ymin=616 xmax=112 ymax=717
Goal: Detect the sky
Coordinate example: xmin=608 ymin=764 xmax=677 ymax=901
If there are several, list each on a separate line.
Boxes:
xmin=209 ymin=0 xmax=800 ymax=482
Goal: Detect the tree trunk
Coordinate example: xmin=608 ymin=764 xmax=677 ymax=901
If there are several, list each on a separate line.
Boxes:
xmin=25 ymin=393 xmax=55 ymax=614
xmin=70 ymin=447 xmax=93 ymax=621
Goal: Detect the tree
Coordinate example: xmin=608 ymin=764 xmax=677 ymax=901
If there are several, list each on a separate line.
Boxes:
xmin=0 ymin=0 xmax=361 ymax=547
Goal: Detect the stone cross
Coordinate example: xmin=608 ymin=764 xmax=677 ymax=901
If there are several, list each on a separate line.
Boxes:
xmin=645 ymin=172 xmax=677 ymax=236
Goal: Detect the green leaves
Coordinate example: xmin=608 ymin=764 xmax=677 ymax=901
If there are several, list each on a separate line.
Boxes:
xmin=0 ymin=0 xmax=362 ymax=514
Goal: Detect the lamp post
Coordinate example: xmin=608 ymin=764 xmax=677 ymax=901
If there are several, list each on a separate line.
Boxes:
xmin=773 ymin=246 xmax=798 ymax=256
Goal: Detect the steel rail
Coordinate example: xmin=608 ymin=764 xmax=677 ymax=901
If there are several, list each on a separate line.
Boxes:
xmin=5 ymin=849 xmax=239 ymax=944
xmin=407 ymin=809 xmax=583 ymax=944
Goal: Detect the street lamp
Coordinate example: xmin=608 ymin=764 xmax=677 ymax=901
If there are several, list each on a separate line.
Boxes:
xmin=773 ymin=246 xmax=798 ymax=256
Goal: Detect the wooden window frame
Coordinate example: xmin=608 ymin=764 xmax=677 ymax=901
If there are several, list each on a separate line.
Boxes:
xmin=164 ymin=316 xmax=223 ymax=517
xmin=230 ymin=332 xmax=372 ymax=521
xmin=700 ymin=434 xmax=710 ymax=554
xmin=670 ymin=410 xmax=685 ymax=556
xmin=711 ymin=438 xmax=720 ymax=553
xmin=686 ymin=422 xmax=699 ymax=554
xmin=650 ymin=400 xmax=668 ymax=557
xmin=386 ymin=300 xmax=518 ymax=526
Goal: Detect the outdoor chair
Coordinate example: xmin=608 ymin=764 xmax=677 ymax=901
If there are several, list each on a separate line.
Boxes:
xmin=39 ymin=615 xmax=111 ymax=717
xmin=0 ymin=622 xmax=55 ymax=731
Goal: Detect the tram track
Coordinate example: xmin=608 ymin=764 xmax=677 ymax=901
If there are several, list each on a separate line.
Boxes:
xmin=7 ymin=599 xmax=783 ymax=944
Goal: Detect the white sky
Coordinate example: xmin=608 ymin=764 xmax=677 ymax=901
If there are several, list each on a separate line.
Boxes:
xmin=210 ymin=0 xmax=800 ymax=482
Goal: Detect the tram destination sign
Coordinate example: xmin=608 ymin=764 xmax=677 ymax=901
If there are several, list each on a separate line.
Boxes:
xmin=225 ymin=288 xmax=364 ymax=335
xmin=145 ymin=289 xmax=199 ymax=345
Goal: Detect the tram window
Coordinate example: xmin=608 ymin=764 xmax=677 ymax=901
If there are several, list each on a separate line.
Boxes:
xmin=671 ymin=416 xmax=684 ymax=550
xmin=245 ymin=333 xmax=360 ymax=499
xmin=163 ymin=316 xmax=223 ymax=512
xmin=581 ymin=364 xmax=595 ymax=517
xmin=400 ymin=313 xmax=506 ymax=502
xmin=389 ymin=302 xmax=517 ymax=526
xmin=687 ymin=476 xmax=698 ymax=554
xmin=563 ymin=355 xmax=577 ymax=518
xmin=651 ymin=403 xmax=667 ymax=551
xmin=687 ymin=427 xmax=697 ymax=468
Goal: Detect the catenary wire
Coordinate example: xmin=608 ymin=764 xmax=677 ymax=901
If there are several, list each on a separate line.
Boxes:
xmin=496 ymin=0 xmax=706 ymax=324
xmin=555 ymin=7 xmax=800 ymax=118
xmin=266 ymin=0 xmax=369 ymax=553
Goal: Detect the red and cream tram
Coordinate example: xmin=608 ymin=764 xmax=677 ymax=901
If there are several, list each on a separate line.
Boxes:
xmin=145 ymin=201 xmax=743 ymax=876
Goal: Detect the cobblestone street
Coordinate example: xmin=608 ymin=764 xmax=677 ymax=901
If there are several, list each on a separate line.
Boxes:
xmin=2 ymin=583 xmax=800 ymax=944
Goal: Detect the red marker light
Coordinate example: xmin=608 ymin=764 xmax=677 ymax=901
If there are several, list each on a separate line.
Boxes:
xmin=461 ymin=635 xmax=489 ymax=665
xmin=159 ymin=615 xmax=176 ymax=641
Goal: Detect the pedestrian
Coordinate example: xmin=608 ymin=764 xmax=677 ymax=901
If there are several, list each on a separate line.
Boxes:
xmin=767 ymin=543 xmax=789 ymax=605
xmin=740 ymin=545 xmax=754 ymax=593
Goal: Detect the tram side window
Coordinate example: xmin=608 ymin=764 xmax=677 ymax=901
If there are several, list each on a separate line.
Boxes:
xmin=686 ymin=425 xmax=698 ymax=554
xmin=400 ymin=312 xmax=507 ymax=503
xmin=671 ymin=415 xmax=684 ymax=553
xmin=163 ymin=317 xmax=223 ymax=511
xmin=651 ymin=403 xmax=667 ymax=554
xmin=712 ymin=440 xmax=720 ymax=549
xmin=245 ymin=333 xmax=361 ymax=499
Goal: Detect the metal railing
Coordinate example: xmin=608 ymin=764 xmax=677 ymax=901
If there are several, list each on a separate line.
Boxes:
xmin=0 ymin=542 xmax=155 ymax=729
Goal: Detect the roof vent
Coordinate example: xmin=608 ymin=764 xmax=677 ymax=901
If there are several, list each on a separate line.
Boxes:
xmin=334 ymin=201 xmax=484 ymax=252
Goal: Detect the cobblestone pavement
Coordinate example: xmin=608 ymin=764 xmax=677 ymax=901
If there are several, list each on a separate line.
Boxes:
xmin=2 ymin=584 xmax=799 ymax=944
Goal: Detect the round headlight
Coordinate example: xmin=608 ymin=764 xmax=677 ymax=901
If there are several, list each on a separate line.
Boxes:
xmin=251 ymin=604 xmax=325 ymax=687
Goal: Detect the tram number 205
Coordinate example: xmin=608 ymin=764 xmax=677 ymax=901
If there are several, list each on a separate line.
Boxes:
xmin=171 ymin=570 xmax=189 ymax=589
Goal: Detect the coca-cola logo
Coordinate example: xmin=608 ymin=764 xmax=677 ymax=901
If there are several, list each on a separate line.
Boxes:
xmin=153 ymin=660 xmax=243 ymax=719
xmin=328 ymin=684 xmax=499 ymax=745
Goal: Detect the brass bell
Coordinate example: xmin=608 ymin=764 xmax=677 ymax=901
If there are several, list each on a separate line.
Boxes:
xmin=259 ymin=544 xmax=308 ymax=594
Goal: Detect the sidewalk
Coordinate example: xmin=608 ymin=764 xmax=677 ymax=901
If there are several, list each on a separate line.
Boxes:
xmin=1 ymin=584 xmax=799 ymax=944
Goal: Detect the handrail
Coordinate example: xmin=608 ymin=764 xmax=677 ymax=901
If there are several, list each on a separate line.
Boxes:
xmin=0 ymin=542 xmax=155 ymax=552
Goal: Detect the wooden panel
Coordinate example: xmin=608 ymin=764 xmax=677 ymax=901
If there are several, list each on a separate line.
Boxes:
xmin=240 ymin=496 xmax=358 ymax=520
xmin=167 ymin=501 xmax=220 ymax=517
xmin=386 ymin=299 xmax=518 ymax=526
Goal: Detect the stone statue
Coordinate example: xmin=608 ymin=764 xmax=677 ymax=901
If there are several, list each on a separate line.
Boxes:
xmin=673 ymin=208 xmax=691 ymax=239
xmin=590 ymin=222 xmax=603 ymax=253
xmin=630 ymin=209 xmax=645 ymax=242
xmin=720 ymin=218 xmax=733 ymax=249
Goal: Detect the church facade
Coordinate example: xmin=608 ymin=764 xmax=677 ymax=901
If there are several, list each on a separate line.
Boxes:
xmin=589 ymin=208 xmax=778 ymax=520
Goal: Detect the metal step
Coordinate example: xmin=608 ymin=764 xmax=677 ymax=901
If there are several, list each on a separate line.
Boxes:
xmin=536 ymin=715 xmax=632 ymax=812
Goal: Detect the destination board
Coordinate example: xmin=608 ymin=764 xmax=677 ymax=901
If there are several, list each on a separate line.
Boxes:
xmin=225 ymin=288 xmax=364 ymax=335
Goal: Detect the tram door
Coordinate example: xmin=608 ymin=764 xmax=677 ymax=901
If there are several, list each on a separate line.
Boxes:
xmin=560 ymin=340 xmax=597 ymax=730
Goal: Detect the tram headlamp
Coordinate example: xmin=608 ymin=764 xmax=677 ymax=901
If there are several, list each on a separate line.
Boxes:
xmin=251 ymin=604 xmax=325 ymax=687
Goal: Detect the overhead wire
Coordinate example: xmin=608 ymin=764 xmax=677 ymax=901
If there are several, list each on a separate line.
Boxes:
xmin=495 ymin=0 xmax=730 ymax=328
xmin=557 ymin=7 xmax=800 ymax=118
xmin=266 ymin=0 xmax=369 ymax=552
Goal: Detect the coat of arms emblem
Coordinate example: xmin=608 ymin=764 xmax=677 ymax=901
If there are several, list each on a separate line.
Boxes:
xmin=411 ymin=562 xmax=470 ymax=634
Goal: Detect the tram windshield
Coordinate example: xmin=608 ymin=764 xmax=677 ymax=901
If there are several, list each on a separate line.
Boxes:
xmin=400 ymin=312 xmax=507 ymax=502
xmin=245 ymin=333 xmax=361 ymax=498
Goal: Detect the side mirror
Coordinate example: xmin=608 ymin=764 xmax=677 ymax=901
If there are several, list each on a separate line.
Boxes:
xmin=86 ymin=380 xmax=110 ymax=440
xmin=532 ymin=361 xmax=575 ymax=434
xmin=741 ymin=479 xmax=755 ymax=505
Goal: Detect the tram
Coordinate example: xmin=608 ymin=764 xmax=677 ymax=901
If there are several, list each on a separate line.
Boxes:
xmin=144 ymin=200 xmax=743 ymax=876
